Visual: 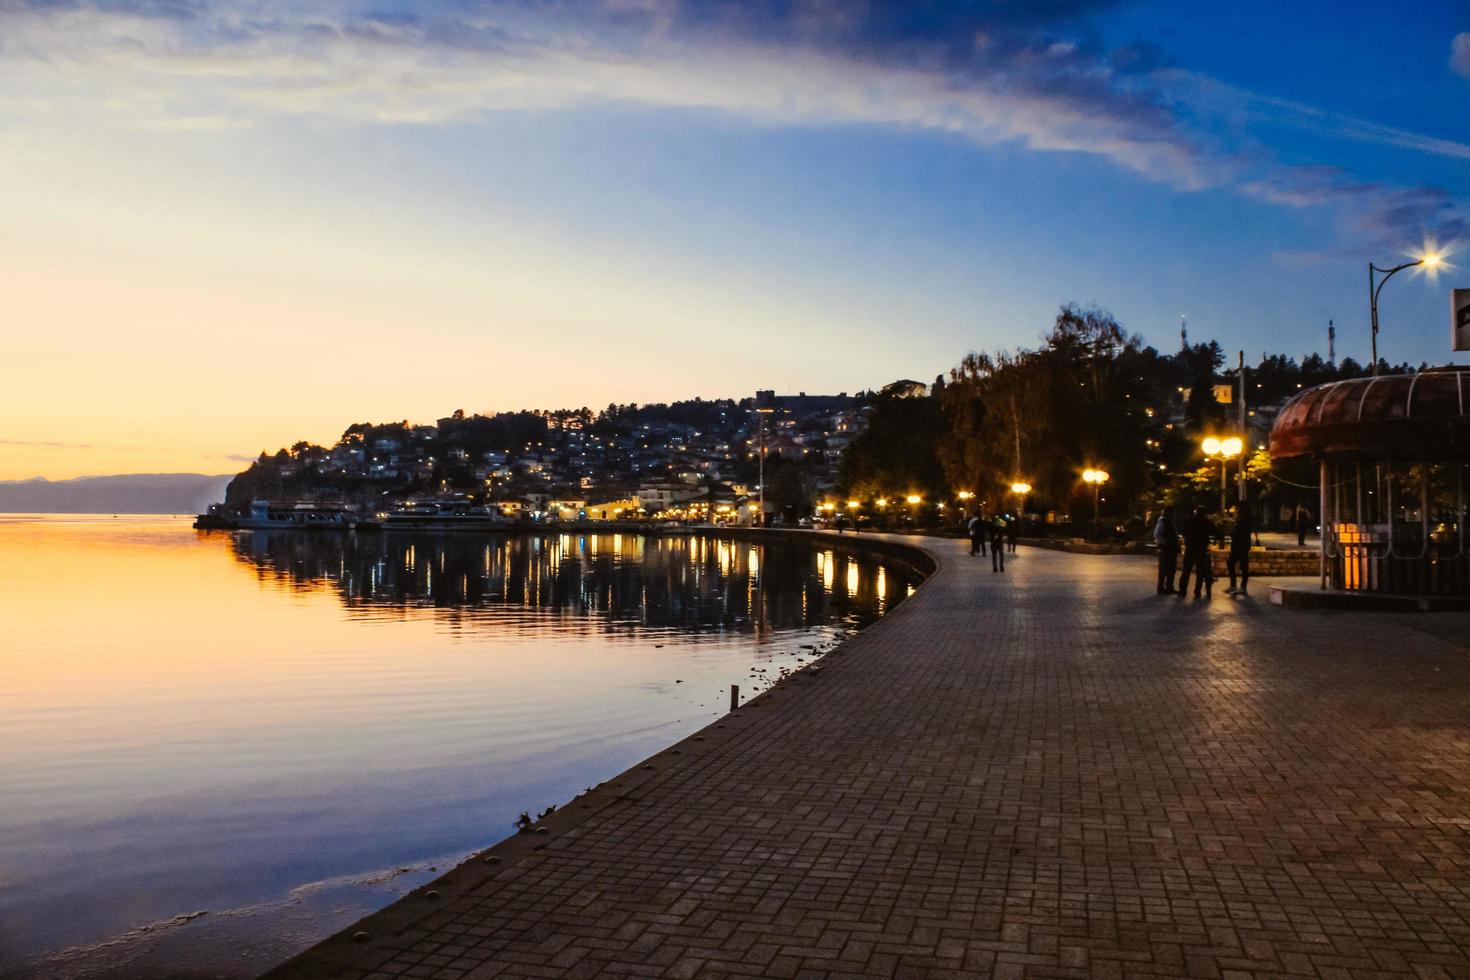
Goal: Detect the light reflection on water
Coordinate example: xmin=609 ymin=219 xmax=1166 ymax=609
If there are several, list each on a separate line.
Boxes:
xmin=0 ymin=516 xmax=917 ymax=979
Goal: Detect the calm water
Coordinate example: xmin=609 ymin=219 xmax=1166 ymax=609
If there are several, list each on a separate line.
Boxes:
xmin=0 ymin=516 xmax=918 ymax=979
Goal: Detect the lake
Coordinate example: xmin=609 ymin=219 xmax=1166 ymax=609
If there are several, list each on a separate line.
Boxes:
xmin=0 ymin=516 xmax=919 ymax=979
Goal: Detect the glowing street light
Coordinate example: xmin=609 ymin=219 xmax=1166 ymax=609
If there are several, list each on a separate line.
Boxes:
xmin=905 ymin=494 xmax=922 ymax=505
xmin=1082 ymin=469 xmax=1109 ymax=539
xmin=1369 ymin=249 xmax=1443 ymax=376
xmin=1202 ymin=436 xmax=1243 ymax=513
xmin=1010 ymin=481 xmax=1032 ymax=529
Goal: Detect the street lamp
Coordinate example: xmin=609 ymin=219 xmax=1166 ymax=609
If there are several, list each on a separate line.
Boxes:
xmin=1202 ymin=436 xmax=1242 ymax=513
xmin=1010 ymin=481 xmax=1031 ymax=529
xmin=1081 ymin=469 xmax=1109 ymax=539
xmin=755 ymin=395 xmax=776 ymax=526
xmin=1369 ymin=251 xmax=1441 ymax=376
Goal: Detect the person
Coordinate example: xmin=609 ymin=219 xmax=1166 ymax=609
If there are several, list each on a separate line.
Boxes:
xmin=1295 ymin=504 xmax=1310 ymax=547
xmin=1005 ymin=515 xmax=1018 ymax=554
xmin=1226 ymin=504 xmax=1254 ymax=596
xmin=990 ymin=515 xmax=1006 ymax=572
xmin=1177 ymin=506 xmax=1217 ymax=598
xmin=967 ymin=514 xmax=986 ymax=557
xmin=1153 ymin=506 xmax=1179 ymax=594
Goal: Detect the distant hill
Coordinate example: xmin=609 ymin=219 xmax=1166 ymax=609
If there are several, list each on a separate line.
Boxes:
xmin=0 ymin=474 xmax=233 ymax=514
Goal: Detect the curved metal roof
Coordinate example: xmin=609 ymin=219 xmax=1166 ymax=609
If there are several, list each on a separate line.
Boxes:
xmin=1268 ymin=368 xmax=1470 ymax=460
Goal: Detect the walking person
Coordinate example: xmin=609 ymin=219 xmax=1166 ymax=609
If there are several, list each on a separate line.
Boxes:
xmin=990 ymin=515 xmax=1006 ymax=572
xmin=1153 ymin=506 xmax=1179 ymax=594
xmin=1005 ymin=515 xmax=1018 ymax=554
xmin=1176 ymin=506 xmax=1217 ymax=598
xmin=967 ymin=513 xmax=986 ymax=557
xmin=1226 ymin=504 xmax=1254 ymax=596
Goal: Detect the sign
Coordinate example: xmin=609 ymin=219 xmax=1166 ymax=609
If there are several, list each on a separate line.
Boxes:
xmin=1455 ymin=288 xmax=1470 ymax=352
xmin=1212 ymin=384 xmax=1233 ymax=404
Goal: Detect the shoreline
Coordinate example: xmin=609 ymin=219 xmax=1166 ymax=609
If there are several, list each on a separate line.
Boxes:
xmin=258 ymin=529 xmax=941 ymax=979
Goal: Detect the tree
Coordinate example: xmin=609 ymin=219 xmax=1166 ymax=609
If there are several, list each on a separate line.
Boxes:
xmin=839 ymin=383 xmax=947 ymax=498
xmin=939 ymin=349 xmax=1052 ymax=501
xmin=766 ymin=460 xmax=812 ymax=521
xmin=1184 ymin=372 xmax=1222 ymax=434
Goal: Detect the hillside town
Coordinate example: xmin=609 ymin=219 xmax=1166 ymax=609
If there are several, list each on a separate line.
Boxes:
xmin=214 ymin=388 xmax=876 ymax=527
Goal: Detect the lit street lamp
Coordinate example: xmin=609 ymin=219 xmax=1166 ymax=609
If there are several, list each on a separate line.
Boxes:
xmin=1011 ymin=478 xmax=1034 ymax=525
xmin=1369 ymin=251 xmax=1441 ymax=377
xmin=904 ymin=494 xmax=921 ymax=527
xmin=1081 ymin=469 xmax=1109 ymax=539
xmin=1202 ymin=436 xmax=1243 ymax=513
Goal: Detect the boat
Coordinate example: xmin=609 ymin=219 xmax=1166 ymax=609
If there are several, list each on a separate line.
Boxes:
xmin=381 ymin=499 xmax=513 ymax=531
xmin=230 ymin=499 xmax=358 ymax=530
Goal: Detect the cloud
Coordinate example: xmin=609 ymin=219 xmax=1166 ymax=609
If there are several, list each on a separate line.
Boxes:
xmin=0 ymin=0 xmax=1461 ymax=253
xmin=0 ymin=437 xmax=94 ymax=448
xmin=223 ymin=452 xmax=257 ymax=462
xmin=1454 ymin=32 xmax=1470 ymax=79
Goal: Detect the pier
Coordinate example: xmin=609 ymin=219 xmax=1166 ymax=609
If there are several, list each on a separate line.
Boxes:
xmin=266 ymin=534 xmax=1470 ymax=979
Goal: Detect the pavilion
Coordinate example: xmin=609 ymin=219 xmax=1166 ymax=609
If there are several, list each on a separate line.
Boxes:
xmin=1269 ymin=367 xmax=1470 ymax=595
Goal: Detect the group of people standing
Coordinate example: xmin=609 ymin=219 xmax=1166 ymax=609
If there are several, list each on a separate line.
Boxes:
xmin=1153 ymin=504 xmax=1255 ymax=598
xmin=967 ymin=514 xmax=1017 ymax=572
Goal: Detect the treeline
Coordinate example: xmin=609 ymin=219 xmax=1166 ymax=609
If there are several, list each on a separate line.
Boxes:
xmin=839 ymin=304 xmax=1408 ymax=521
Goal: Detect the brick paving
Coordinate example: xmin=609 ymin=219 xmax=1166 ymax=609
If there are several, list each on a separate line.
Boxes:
xmin=266 ymin=535 xmax=1470 ymax=980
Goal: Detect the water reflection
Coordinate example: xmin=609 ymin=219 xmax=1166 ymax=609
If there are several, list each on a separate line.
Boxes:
xmin=0 ymin=519 xmax=917 ymax=980
xmin=228 ymin=530 xmax=908 ymax=635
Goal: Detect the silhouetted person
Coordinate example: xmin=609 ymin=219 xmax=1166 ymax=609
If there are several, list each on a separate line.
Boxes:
xmin=1294 ymin=504 xmax=1310 ymax=547
xmin=1226 ymin=505 xmax=1254 ymax=596
xmin=1153 ymin=506 xmax=1179 ymax=594
xmin=1177 ymin=506 xmax=1217 ymax=598
xmin=990 ymin=516 xmax=1006 ymax=572
xmin=1006 ymin=516 xmax=1018 ymax=554
xmin=967 ymin=514 xmax=986 ymax=557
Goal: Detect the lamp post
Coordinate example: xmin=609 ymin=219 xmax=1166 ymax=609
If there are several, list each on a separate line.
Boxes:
xmin=755 ymin=399 xmax=775 ymax=526
xmin=1009 ymin=481 xmax=1031 ymax=522
xmin=1202 ymin=436 xmax=1242 ymax=514
xmin=905 ymin=494 xmax=921 ymax=528
xmin=1081 ymin=469 xmax=1109 ymax=539
xmin=1369 ymin=252 xmax=1441 ymax=377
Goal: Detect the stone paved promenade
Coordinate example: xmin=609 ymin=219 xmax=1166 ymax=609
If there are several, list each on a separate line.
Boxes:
xmin=268 ymin=536 xmax=1470 ymax=980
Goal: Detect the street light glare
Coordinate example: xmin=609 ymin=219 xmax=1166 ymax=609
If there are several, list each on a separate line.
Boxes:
xmin=905 ymin=494 xmax=922 ymax=505
xmin=1423 ymin=253 xmax=1442 ymax=268
xmin=1202 ymin=436 xmax=1221 ymax=456
xmin=1221 ymin=436 xmax=1244 ymax=457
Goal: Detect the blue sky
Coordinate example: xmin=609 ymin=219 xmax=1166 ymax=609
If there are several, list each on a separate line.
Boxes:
xmin=1 ymin=0 xmax=1466 ymax=476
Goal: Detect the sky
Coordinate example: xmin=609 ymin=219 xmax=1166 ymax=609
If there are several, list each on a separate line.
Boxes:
xmin=1 ymin=0 xmax=1467 ymax=480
